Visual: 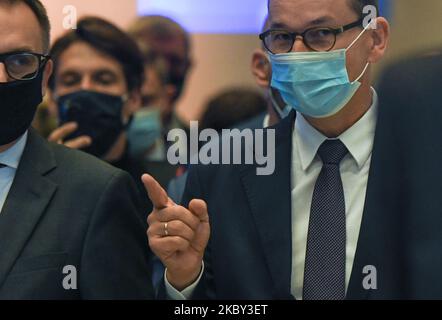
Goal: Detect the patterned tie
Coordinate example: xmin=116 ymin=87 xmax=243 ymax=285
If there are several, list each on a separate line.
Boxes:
xmin=303 ymin=139 xmax=348 ymax=300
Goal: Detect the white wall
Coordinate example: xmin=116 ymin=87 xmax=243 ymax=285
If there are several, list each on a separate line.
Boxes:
xmin=43 ymin=0 xmax=138 ymax=39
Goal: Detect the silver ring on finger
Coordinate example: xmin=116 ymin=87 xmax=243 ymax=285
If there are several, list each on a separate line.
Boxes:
xmin=164 ymin=222 xmax=169 ymax=237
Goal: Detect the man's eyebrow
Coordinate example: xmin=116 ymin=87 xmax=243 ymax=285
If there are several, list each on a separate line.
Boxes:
xmin=59 ymin=70 xmax=80 ymax=75
xmin=94 ymin=69 xmax=117 ymax=74
xmin=0 ymin=47 xmax=36 ymax=54
xmin=270 ymin=16 xmax=336 ymax=31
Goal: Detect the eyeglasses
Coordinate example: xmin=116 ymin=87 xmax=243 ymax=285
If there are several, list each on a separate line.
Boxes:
xmin=259 ymin=19 xmax=364 ymax=54
xmin=0 ymin=52 xmax=50 ymax=81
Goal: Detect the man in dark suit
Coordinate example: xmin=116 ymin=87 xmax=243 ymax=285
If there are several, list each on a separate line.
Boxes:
xmin=145 ymin=0 xmax=442 ymax=300
xmin=0 ymin=0 xmax=153 ymax=299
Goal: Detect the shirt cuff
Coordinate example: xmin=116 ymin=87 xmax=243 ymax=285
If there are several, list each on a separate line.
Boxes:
xmin=164 ymin=262 xmax=205 ymax=300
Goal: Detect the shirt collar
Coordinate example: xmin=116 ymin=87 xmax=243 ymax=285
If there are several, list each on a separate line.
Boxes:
xmin=294 ymin=88 xmax=379 ymax=171
xmin=0 ymin=131 xmax=28 ymax=170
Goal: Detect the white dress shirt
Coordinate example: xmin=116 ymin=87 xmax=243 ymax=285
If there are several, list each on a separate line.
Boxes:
xmin=292 ymin=88 xmax=378 ymax=299
xmin=0 ymin=132 xmax=28 ymax=213
xmin=166 ymin=89 xmax=378 ymax=299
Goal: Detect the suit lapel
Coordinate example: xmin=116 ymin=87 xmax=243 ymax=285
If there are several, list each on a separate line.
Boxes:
xmin=240 ymin=112 xmax=295 ymax=299
xmin=0 ymin=130 xmax=57 ymax=287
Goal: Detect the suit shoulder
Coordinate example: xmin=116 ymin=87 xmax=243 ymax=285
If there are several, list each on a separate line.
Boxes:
xmin=48 ymin=142 xmax=128 ymax=185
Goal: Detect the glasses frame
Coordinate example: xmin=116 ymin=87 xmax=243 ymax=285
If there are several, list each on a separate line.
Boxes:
xmin=0 ymin=52 xmax=50 ymax=81
xmin=259 ymin=18 xmax=364 ymax=54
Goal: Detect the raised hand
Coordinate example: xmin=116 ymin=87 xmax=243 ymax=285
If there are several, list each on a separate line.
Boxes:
xmin=48 ymin=122 xmax=92 ymax=149
xmin=143 ymin=174 xmax=210 ymax=290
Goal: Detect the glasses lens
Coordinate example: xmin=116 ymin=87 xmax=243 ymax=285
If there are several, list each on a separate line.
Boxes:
xmin=265 ymin=31 xmax=294 ymax=54
xmin=5 ymin=53 xmax=40 ymax=80
xmin=304 ymin=28 xmax=336 ymax=51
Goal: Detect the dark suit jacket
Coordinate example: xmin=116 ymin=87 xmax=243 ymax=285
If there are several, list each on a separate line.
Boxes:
xmin=375 ymin=49 xmax=442 ymax=112
xmin=160 ymin=63 xmax=442 ymax=298
xmin=0 ymin=130 xmax=153 ymax=300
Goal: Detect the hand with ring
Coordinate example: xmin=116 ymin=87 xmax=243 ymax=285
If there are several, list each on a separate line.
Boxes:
xmin=144 ymin=174 xmax=210 ymax=291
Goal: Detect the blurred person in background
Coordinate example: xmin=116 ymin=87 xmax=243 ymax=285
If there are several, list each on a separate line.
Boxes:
xmin=127 ymin=49 xmax=172 ymax=162
xmin=128 ymin=15 xmax=193 ymax=139
xmin=46 ymin=17 xmax=152 ymax=212
xmin=199 ymin=88 xmax=267 ymax=132
xmin=127 ymin=47 xmax=179 ymax=190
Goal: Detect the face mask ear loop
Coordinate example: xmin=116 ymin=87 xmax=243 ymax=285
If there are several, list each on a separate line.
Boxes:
xmin=269 ymin=87 xmax=286 ymax=119
xmin=354 ymin=62 xmax=370 ymax=83
xmin=347 ymin=18 xmax=375 ymax=83
xmin=346 ymin=19 xmax=373 ymax=52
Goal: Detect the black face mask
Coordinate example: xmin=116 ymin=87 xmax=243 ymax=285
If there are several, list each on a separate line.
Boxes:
xmin=57 ymin=90 xmax=126 ymax=158
xmin=0 ymin=72 xmax=43 ymax=145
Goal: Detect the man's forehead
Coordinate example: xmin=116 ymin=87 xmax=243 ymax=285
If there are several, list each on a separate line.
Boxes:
xmin=56 ymin=43 xmax=124 ymax=75
xmin=0 ymin=3 xmax=43 ymax=54
xmin=268 ymin=0 xmax=355 ymax=30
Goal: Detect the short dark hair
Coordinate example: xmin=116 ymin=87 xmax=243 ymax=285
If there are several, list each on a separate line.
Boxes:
xmin=200 ymin=88 xmax=267 ymax=132
xmin=49 ymin=17 xmax=144 ymax=93
xmin=267 ymin=0 xmax=380 ymax=20
xmin=2 ymin=0 xmax=51 ymax=52
xmin=139 ymin=47 xmax=170 ymax=86
xmin=128 ymin=15 xmax=192 ymax=102
xmin=128 ymin=15 xmax=191 ymax=58
xmin=348 ymin=0 xmax=380 ymax=19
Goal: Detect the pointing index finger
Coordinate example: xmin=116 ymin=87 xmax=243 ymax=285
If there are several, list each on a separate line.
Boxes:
xmin=142 ymin=174 xmax=171 ymax=210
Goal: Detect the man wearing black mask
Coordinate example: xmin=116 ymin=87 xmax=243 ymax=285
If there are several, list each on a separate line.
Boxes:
xmin=0 ymin=0 xmax=153 ymax=299
xmin=47 ymin=18 xmax=152 ymax=207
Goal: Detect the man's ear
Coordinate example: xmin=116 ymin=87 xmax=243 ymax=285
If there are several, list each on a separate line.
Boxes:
xmin=251 ymin=48 xmax=272 ymax=88
xmin=367 ymin=17 xmax=390 ymax=64
xmin=41 ymin=59 xmax=53 ymax=97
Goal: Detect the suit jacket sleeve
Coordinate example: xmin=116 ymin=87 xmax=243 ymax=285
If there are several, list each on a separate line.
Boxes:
xmin=79 ymin=170 xmax=154 ymax=299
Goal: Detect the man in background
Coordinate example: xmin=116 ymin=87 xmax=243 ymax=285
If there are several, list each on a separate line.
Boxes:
xmin=129 ymin=15 xmax=193 ymax=143
xmin=46 ymin=17 xmax=153 ymax=213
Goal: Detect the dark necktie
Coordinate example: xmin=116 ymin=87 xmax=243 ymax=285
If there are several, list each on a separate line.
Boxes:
xmin=303 ymin=139 xmax=348 ymax=300
xmin=0 ymin=164 xmax=6 ymax=169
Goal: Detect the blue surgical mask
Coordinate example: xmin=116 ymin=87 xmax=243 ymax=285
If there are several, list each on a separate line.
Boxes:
xmin=270 ymin=23 xmax=370 ymax=118
xmin=263 ymin=54 xmax=292 ymax=120
xmin=127 ymin=108 xmax=163 ymax=159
